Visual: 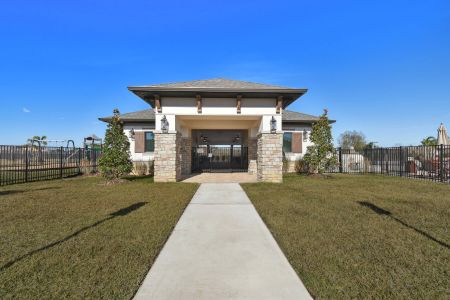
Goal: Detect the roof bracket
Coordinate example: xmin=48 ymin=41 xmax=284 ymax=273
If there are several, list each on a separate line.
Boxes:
xmin=154 ymin=94 xmax=161 ymax=113
xmin=276 ymin=96 xmax=283 ymax=114
xmin=196 ymin=94 xmax=202 ymax=113
xmin=236 ymin=95 xmax=242 ymax=114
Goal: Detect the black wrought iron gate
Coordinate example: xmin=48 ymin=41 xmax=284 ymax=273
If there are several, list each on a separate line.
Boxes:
xmin=192 ymin=146 xmax=248 ymax=173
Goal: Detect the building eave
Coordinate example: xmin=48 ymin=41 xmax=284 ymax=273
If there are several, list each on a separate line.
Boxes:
xmin=127 ymin=86 xmax=308 ymax=109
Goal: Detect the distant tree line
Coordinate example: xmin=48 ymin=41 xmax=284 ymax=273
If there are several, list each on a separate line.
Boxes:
xmin=338 ymin=131 xmax=376 ymax=150
xmin=338 ymin=130 xmax=440 ymax=149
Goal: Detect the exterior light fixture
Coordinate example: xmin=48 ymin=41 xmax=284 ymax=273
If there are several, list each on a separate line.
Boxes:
xmin=303 ymin=129 xmax=308 ymax=142
xmin=129 ymin=128 xmax=135 ymax=139
xmin=201 ymin=134 xmax=208 ymax=143
xmin=161 ymin=115 xmax=169 ymax=133
xmin=270 ymin=116 xmax=277 ymax=133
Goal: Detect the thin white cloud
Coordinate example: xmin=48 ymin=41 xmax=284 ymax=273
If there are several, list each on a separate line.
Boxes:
xmin=22 ymin=107 xmax=31 ymax=113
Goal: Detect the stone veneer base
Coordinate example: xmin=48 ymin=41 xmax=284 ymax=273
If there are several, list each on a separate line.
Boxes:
xmin=256 ymin=133 xmax=283 ymax=183
xmin=154 ymin=132 xmax=181 ymax=182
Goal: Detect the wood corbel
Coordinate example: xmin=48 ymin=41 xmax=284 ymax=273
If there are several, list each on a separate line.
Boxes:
xmin=196 ymin=94 xmax=202 ymax=113
xmin=276 ymin=95 xmax=283 ymax=114
xmin=236 ymin=95 xmax=242 ymax=114
xmin=154 ymin=94 xmax=161 ymax=113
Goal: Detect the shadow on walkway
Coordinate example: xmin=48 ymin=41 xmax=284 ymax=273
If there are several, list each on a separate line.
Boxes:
xmin=0 ymin=201 xmax=147 ymax=272
xmin=358 ymin=201 xmax=449 ymax=249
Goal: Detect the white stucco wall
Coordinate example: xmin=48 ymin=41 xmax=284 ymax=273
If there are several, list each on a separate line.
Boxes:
xmin=161 ymin=97 xmax=277 ymax=115
xmin=123 ymin=123 xmax=155 ymax=161
xmin=157 ymin=96 xmax=281 ymax=136
xmin=282 ymin=125 xmax=313 ymax=161
xmin=259 ymin=115 xmax=282 ymax=133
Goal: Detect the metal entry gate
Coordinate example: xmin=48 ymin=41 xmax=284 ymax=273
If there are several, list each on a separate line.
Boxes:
xmin=192 ymin=146 xmax=248 ymax=173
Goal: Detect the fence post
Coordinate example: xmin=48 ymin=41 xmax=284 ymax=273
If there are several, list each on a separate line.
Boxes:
xmin=93 ymin=148 xmax=96 ymax=173
xmin=78 ymin=148 xmax=81 ymax=174
xmin=380 ymin=149 xmax=383 ymax=174
xmin=59 ymin=146 xmax=63 ymax=178
xmin=338 ymin=147 xmax=343 ymax=173
xmin=440 ymin=144 xmax=444 ymax=183
xmin=399 ymin=146 xmax=403 ymax=177
xmin=405 ymin=147 xmax=409 ymax=176
xmin=25 ymin=145 xmax=29 ymax=182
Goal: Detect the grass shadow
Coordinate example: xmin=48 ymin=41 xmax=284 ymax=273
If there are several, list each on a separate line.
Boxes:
xmin=0 ymin=201 xmax=147 ymax=272
xmin=358 ymin=201 xmax=449 ymax=249
xmin=123 ymin=175 xmax=154 ymax=182
xmin=0 ymin=187 xmax=61 ymax=196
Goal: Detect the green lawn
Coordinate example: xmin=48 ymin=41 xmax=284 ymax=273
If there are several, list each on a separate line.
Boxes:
xmin=242 ymin=174 xmax=450 ymax=299
xmin=0 ymin=176 xmax=198 ymax=299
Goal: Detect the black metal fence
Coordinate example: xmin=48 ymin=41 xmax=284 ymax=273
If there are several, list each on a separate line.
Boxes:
xmin=329 ymin=145 xmax=450 ymax=183
xmin=0 ymin=145 xmax=102 ymax=186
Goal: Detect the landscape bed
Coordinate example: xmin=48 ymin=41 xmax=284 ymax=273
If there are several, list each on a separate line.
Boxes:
xmin=242 ymin=174 xmax=450 ymax=299
xmin=0 ymin=176 xmax=198 ymax=299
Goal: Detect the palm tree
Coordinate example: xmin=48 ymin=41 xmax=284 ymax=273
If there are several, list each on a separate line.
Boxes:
xmin=421 ymin=136 xmax=437 ymax=146
xmin=28 ymin=135 xmax=48 ymax=146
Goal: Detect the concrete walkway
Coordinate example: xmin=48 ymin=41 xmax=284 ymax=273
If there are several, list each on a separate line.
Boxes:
xmin=181 ymin=173 xmax=257 ymax=183
xmin=134 ymin=183 xmax=312 ymax=300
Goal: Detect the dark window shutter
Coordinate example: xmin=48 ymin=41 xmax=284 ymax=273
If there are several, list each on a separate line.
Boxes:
xmin=134 ymin=131 xmax=145 ymax=153
xmin=292 ymin=132 xmax=303 ymax=153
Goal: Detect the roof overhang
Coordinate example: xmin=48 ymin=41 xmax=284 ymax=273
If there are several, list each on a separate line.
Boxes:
xmin=282 ymin=119 xmax=336 ymax=124
xmin=127 ymin=86 xmax=307 ymax=109
xmin=98 ymin=117 xmax=155 ymax=123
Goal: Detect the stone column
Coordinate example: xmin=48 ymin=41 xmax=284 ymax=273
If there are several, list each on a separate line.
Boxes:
xmin=180 ymin=138 xmax=192 ymax=175
xmin=257 ymin=133 xmax=283 ymax=183
xmin=154 ymin=132 xmax=181 ymax=182
xmin=248 ymin=138 xmax=257 ymax=174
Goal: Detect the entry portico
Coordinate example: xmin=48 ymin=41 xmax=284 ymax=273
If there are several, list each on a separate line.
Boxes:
xmin=99 ymin=78 xmax=323 ymax=182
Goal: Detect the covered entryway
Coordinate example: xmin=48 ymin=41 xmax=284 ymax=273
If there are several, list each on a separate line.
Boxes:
xmin=191 ymin=129 xmax=248 ymax=173
xmin=192 ymin=145 xmax=248 ymax=173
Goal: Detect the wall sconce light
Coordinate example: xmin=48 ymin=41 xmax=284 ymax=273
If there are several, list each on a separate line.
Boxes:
xmin=303 ymin=129 xmax=308 ymax=142
xmin=161 ymin=115 xmax=169 ymax=133
xmin=270 ymin=116 xmax=277 ymax=133
xmin=232 ymin=134 xmax=240 ymax=144
xmin=200 ymin=134 xmax=208 ymax=143
xmin=129 ymin=128 xmax=135 ymax=139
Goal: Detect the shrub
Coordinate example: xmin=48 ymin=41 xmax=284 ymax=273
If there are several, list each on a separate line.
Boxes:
xmin=294 ymin=159 xmax=308 ymax=173
xmin=98 ymin=109 xmax=133 ymax=182
xmin=282 ymin=154 xmax=289 ymax=173
xmin=303 ymin=109 xmax=338 ymax=174
xmin=134 ymin=161 xmax=147 ymax=176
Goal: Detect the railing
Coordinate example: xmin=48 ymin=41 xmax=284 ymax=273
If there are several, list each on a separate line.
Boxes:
xmin=0 ymin=145 xmax=102 ymax=186
xmin=328 ymin=145 xmax=450 ymax=183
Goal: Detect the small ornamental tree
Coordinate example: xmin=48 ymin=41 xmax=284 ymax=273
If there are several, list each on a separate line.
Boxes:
xmin=303 ymin=109 xmax=338 ymax=174
xmin=99 ymin=109 xmax=133 ymax=182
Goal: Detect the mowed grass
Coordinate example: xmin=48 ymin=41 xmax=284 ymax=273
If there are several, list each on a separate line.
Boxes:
xmin=0 ymin=176 xmax=198 ymax=299
xmin=242 ymin=174 xmax=450 ymax=299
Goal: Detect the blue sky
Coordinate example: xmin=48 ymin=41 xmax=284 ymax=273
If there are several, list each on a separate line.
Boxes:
xmin=0 ymin=0 xmax=449 ymax=146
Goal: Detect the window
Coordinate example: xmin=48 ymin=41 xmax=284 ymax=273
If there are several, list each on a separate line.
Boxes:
xmin=283 ymin=132 xmax=292 ymax=153
xmin=145 ymin=132 xmax=154 ymax=152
